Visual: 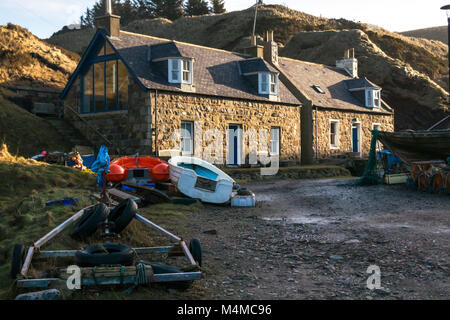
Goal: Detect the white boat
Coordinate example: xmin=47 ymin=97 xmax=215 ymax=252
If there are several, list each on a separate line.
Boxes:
xmin=168 ymin=156 xmax=235 ymax=204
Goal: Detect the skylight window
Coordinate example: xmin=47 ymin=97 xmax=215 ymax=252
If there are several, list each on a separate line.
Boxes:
xmin=313 ymin=85 xmax=325 ymax=94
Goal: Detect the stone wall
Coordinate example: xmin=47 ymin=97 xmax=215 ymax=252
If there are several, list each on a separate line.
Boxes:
xmin=7 ymin=86 xmax=64 ymax=115
xmin=312 ymin=108 xmax=394 ymax=159
xmin=63 ymin=76 xmax=152 ymax=154
xmin=153 ymin=92 xmax=301 ymax=164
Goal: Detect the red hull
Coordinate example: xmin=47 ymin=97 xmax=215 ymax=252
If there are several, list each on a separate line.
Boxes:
xmin=107 ymin=156 xmax=170 ymax=182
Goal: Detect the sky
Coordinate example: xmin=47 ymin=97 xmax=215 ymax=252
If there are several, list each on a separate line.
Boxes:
xmin=0 ymin=0 xmax=449 ymax=39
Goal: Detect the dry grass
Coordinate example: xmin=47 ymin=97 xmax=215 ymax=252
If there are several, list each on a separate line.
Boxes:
xmin=0 ymin=24 xmax=79 ymax=89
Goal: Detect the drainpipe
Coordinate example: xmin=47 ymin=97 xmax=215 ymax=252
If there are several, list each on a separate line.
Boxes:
xmin=315 ymin=105 xmax=318 ymax=161
xmin=154 ymin=89 xmax=158 ymax=156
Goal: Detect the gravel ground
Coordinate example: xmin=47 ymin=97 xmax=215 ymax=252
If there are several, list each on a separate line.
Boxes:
xmin=174 ymin=178 xmax=450 ymax=300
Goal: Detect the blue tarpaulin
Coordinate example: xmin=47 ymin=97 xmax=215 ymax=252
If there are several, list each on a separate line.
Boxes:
xmin=90 ymin=146 xmax=110 ymax=187
xmin=377 ymin=150 xmax=402 ymax=171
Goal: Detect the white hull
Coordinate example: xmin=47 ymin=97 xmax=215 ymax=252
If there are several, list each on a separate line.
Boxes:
xmin=168 ymin=156 xmax=235 ymax=204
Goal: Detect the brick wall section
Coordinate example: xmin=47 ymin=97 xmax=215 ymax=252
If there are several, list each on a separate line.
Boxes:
xmin=313 ymin=108 xmax=394 ymax=159
xmin=153 ymin=92 xmax=301 ymax=163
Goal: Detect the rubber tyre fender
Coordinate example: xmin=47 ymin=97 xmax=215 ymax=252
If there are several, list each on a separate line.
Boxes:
xmin=10 ymin=243 xmax=25 ymax=279
xmin=189 ymin=238 xmax=202 ymax=267
xmin=75 ymin=243 xmax=135 ymax=267
xmin=108 ymin=199 xmax=138 ymax=234
xmin=70 ymin=203 xmax=109 ymax=239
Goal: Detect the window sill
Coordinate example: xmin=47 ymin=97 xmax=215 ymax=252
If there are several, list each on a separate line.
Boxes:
xmin=330 ymin=146 xmax=340 ymax=150
xmin=79 ymin=109 xmax=128 ymax=117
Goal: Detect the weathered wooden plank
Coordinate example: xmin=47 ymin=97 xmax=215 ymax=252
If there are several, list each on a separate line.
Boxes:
xmin=17 ymin=272 xmax=201 ymax=288
xmin=135 ymin=214 xmax=181 ymax=241
xmin=180 ymin=240 xmax=196 ymax=265
xmin=108 ymin=188 xmax=141 ymax=203
xmin=38 ymin=246 xmax=174 ymax=259
xmin=34 ymin=206 xmax=93 ymax=249
xmin=20 ymin=247 xmax=35 ymax=277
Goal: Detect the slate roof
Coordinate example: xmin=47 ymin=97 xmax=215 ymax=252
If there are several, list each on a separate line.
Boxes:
xmin=108 ymin=31 xmax=298 ymax=105
xmin=277 ymin=57 xmax=393 ymax=114
xmin=344 ymin=78 xmax=381 ymax=90
xmin=239 ymin=58 xmax=278 ymax=75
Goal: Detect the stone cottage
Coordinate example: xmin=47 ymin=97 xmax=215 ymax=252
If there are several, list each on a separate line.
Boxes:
xmin=60 ymin=9 xmax=394 ymax=166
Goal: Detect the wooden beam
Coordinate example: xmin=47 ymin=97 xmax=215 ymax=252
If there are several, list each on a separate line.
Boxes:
xmin=180 ymin=240 xmax=196 ymax=265
xmin=135 ymin=214 xmax=181 ymax=241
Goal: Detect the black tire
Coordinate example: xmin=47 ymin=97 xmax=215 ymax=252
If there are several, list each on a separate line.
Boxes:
xmin=10 ymin=243 xmax=25 ymax=279
xmin=189 ymin=238 xmax=202 ymax=267
xmin=75 ymin=243 xmax=135 ymax=267
xmin=108 ymin=199 xmax=138 ymax=234
xmin=70 ymin=203 xmax=109 ymax=240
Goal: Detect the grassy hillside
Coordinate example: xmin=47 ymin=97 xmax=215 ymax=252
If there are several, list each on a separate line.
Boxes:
xmin=0 ymin=144 xmax=97 ymax=298
xmin=0 ymin=23 xmax=79 ymax=89
xmin=400 ymin=26 xmax=448 ymax=44
xmin=0 ymin=88 xmax=72 ymax=157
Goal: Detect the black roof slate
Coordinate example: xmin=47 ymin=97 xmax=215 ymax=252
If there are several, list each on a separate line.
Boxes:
xmin=108 ymin=31 xmax=298 ymax=105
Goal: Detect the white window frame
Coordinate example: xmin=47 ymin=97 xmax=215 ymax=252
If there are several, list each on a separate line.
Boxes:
xmin=365 ymin=89 xmax=381 ymax=108
xmin=258 ymin=72 xmax=278 ymax=95
xmin=373 ymin=90 xmax=381 ymax=108
xmin=182 ymin=59 xmax=193 ymax=84
xmin=258 ymin=73 xmax=269 ymax=94
xmin=169 ymin=58 xmax=193 ymax=84
xmin=270 ymin=127 xmax=280 ymax=156
xmin=168 ymin=59 xmax=181 ymax=83
xmin=330 ymin=120 xmax=340 ymax=149
xmin=270 ymin=73 xmax=278 ymax=95
xmin=180 ymin=121 xmax=194 ymax=155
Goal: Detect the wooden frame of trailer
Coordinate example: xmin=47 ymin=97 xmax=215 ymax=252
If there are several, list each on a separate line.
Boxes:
xmin=16 ymin=205 xmax=201 ymax=289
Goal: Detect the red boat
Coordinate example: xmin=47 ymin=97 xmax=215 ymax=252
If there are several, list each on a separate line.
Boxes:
xmin=107 ymin=156 xmax=170 ymax=183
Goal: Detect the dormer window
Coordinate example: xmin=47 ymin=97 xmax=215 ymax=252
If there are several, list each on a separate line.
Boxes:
xmin=366 ymin=89 xmax=381 ymax=108
xmin=169 ymin=58 xmax=193 ymax=84
xmin=258 ymin=72 xmax=278 ymax=95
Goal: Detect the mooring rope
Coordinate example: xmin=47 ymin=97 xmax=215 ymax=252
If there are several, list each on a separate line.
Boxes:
xmin=135 ymin=263 xmax=148 ymax=286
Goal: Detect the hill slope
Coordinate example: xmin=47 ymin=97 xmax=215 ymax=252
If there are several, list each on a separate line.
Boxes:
xmin=46 ymin=5 xmax=449 ymax=130
xmin=0 ymin=88 xmax=72 ymax=156
xmin=0 ymin=24 xmax=79 ymax=89
xmin=400 ymin=26 xmax=448 ymax=44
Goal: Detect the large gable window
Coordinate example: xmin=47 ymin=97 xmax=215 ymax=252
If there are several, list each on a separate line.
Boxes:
xmin=258 ymin=72 xmax=278 ymax=95
xmin=169 ymin=58 xmax=193 ymax=84
xmin=82 ymin=59 xmax=128 ymax=113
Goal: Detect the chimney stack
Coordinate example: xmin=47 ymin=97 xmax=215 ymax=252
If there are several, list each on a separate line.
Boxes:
xmin=244 ymin=36 xmax=264 ymax=58
xmin=263 ymin=30 xmax=278 ymax=65
xmin=336 ymin=48 xmax=358 ymax=78
xmin=95 ymin=0 xmax=121 ymax=38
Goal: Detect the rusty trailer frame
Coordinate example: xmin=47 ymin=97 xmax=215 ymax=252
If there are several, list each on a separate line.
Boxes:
xmin=16 ymin=205 xmax=201 ymax=289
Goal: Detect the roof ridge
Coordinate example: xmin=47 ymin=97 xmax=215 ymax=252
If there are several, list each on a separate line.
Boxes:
xmin=120 ymin=30 xmax=249 ymax=57
xmin=278 ymin=56 xmax=351 ymax=73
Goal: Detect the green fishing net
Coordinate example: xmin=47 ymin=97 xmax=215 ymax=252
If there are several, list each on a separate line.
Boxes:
xmin=345 ymin=129 xmax=381 ymax=186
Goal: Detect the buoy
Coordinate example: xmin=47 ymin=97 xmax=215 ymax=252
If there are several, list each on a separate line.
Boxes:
xmin=151 ymin=162 xmax=170 ymax=182
xmin=107 ymin=164 xmax=125 ymax=182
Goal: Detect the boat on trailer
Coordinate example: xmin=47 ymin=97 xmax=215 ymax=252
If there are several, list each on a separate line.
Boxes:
xmin=377 ymin=129 xmax=450 ymax=164
xmin=168 ymin=156 xmax=235 ymax=204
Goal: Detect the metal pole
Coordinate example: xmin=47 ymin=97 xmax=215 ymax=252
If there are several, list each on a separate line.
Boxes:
xmin=447 ymin=17 xmax=450 ymax=95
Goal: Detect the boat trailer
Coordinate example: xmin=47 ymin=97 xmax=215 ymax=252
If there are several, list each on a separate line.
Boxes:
xmin=16 ymin=205 xmax=201 ymax=289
